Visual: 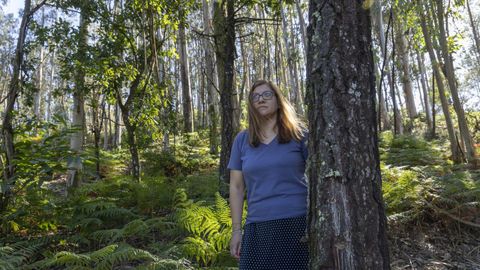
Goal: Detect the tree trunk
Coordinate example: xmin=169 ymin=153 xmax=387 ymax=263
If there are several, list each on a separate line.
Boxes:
xmin=214 ymin=0 xmax=236 ymax=196
xmin=34 ymin=10 xmax=45 ymax=122
xmin=0 ymin=0 xmax=40 ymax=212
xmin=239 ymin=26 xmax=250 ymax=122
xmin=280 ymin=3 xmax=299 ymax=106
xmin=419 ymin=5 xmax=462 ymax=163
xmin=394 ymin=18 xmax=417 ymax=120
xmin=103 ymin=103 xmax=109 ymax=150
xmin=391 ymin=31 xmax=404 ymax=135
xmin=46 ymin=48 xmax=55 ymax=122
xmin=466 ymin=0 xmax=480 ymax=61
xmin=288 ymin=7 xmax=304 ymax=115
xmin=295 ymin=0 xmax=307 ymax=60
xmin=113 ymin=102 xmax=122 ymax=149
xmin=178 ymin=9 xmax=194 ymax=133
xmin=91 ymin=95 xmax=103 ymax=179
xmin=435 ymin=0 xmax=478 ymax=165
xmin=306 ymin=1 xmax=390 ymax=269
xmin=123 ymin=118 xmax=140 ymax=181
xmin=416 ymin=51 xmax=433 ymax=133
xmin=67 ymin=7 xmax=88 ymax=190
xmin=373 ymin=1 xmax=391 ymax=130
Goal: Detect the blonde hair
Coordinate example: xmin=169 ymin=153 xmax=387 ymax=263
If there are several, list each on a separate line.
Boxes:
xmin=247 ymin=80 xmax=306 ymax=147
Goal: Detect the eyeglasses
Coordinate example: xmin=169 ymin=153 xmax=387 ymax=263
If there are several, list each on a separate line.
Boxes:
xmin=251 ymin=91 xmax=275 ymax=102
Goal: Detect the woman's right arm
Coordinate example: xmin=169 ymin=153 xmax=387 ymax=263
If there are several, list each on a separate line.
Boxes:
xmin=229 ymin=169 xmax=245 ymax=259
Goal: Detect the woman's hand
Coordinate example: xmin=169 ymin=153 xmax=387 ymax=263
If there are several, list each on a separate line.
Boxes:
xmin=230 ymin=231 xmax=242 ymax=259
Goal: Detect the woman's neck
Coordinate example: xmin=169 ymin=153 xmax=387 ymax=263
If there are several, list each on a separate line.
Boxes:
xmin=261 ymin=115 xmax=278 ymax=138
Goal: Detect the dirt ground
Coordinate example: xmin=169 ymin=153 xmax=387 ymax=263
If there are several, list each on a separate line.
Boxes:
xmin=389 ymin=220 xmax=480 ymax=270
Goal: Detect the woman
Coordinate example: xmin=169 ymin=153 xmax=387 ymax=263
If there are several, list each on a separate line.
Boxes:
xmin=228 ymin=80 xmax=308 ymax=269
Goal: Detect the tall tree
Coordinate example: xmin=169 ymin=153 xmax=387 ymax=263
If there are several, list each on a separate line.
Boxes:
xmin=214 ymin=0 xmax=237 ymax=195
xmin=306 ymin=1 xmax=390 ymax=268
xmin=416 ymin=51 xmax=433 ymax=133
xmin=178 ymin=6 xmax=194 ymax=133
xmin=418 ymin=2 xmax=462 ymax=163
xmin=466 ymin=0 xmax=480 ymax=61
xmin=67 ymin=6 xmax=88 ymax=190
xmin=0 ymin=0 xmax=45 ymax=212
xmin=372 ymin=0 xmax=391 ymax=130
xmin=393 ymin=15 xmax=417 ymax=121
xmin=434 ymin=0 xmax=478 ymax=165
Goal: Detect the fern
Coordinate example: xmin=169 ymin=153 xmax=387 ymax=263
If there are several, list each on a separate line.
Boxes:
xmin=27 ymin=244 xmax=160 ymax=270
xmin=88 ymin=244 xmax=117 ymax=262
xmin=91 ymin=228 xmax=123 ymax=244
xmin=174 ymin=190 xmax=240 ymax=267
xmin=136 ymin=258 xmax=193 ymax=269
xmin=95 ymin=244 xmax=157 ymax=270
xmin=0 ymin=238 xmax=50 ymax=270
xmin=122 ymin=219 xmax=149 ymax=238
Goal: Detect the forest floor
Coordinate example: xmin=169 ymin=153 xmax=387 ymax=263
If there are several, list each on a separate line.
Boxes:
xmin=389 ymin=221 xmax=480 ymax=269
xmin=2 ymin=133 xmax=480 ymax=269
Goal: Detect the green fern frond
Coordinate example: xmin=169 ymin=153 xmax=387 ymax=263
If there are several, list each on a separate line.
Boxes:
xmin=0 ymin=260 xmax=16 ymax=270
xmin=136 ymin=258 xmax=193 ymax=270
xmin=213 ymin=193 xmax=231 ymax=227
xmin=52 ymin=251 xmax=92 ymax=268
xmin=95 ymin=244 xmax=157 ymax=270
xmin=173 ymin=189 xmax=193 ymax=209
xmin=182 ymin=236 xmax=216 ymax=266
xmin=91 ymin=207 xmax=136 ymax=220
xmin=432 ymin=196 xmax=460 ymax=208
xmin=144 ymin=217 xmax=176 ymax=230
xmin=122 ymin=219 xmax=149 ymax=238
xmin=76 ymin=200 xmax=117 ymax=215
xmin=88 ymin=244 xmax=118 ymax=263
xmin=451 ymin=188 xmax=480 ymax=201
xmin=76 ymin=217 xmax=103 ymax=229
xmin=0 ymin=239 xmax=49 ymax=269
xmin=0 ymin=246 xmax=15 ymax=256
xmin=91 ymin=229 xmax=122 ymax=244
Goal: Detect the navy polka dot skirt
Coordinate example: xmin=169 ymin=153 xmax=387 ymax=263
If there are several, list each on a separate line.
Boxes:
xmin=239 ymin=215 xmax=309 ymax=270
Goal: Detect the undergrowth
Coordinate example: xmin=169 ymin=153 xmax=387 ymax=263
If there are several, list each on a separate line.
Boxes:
xmin=1 ymin=131 xmax=479 ymax=269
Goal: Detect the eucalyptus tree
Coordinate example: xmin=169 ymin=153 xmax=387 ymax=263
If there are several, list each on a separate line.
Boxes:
xmin=416 ymin=51 xmax=433 ymax=133
xmin=0 ymin=0 xmax=46 ymax=212
xmin=466 ymin=0 xmax=480 ymax=61
xmin=201 ymin=0 xmax=219 ymax=155
xmin=66 ymin=4 xmax=89 ymax=189
xmin=213 ymin=0 xmax=236 ymax=195
xmin=433 ymin=0 xmax=478 ymax=165
xmin=91 ymin=0 xmax=188 ymax=180
xmin=0 ymin=11 xmax=17 ymax=100
xmin=178 ymin=5 xmax=194 ymax=133
xmin=393 ymin=12 xmax=417 ymax=121
xmin=371 ymin=1 xmax=391 ymax=131
xmin=280 ymin=2 xmax=300 ymax=108
xmin=306 ymin=0 xmax=390 ymax=268
xmin=417 ymin=2 xmax=462 ymax=163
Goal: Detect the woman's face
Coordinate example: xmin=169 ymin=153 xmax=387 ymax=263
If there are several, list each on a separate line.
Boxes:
xmin=251 ymin=84 xmax=278 ymax=118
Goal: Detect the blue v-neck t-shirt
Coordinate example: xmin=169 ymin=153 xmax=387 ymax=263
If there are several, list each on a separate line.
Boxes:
xmin=228 ymin=130 xmax=308 ymax=224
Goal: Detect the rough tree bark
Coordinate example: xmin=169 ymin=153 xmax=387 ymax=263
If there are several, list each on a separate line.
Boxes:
xmin=214 ymin=0 xmax=236 ymax=195
xmin=306 ymin=1 xmax=390 ymax=269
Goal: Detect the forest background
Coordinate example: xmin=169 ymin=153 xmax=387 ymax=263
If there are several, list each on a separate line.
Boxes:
xmin=0 ymin=0 xmax=479 ymax=269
